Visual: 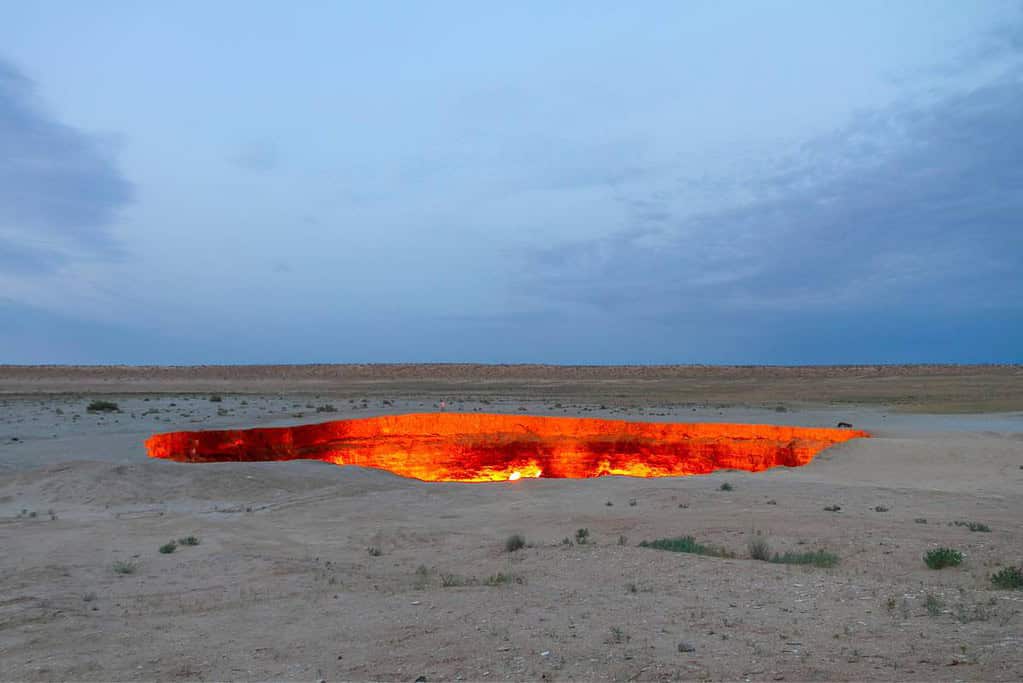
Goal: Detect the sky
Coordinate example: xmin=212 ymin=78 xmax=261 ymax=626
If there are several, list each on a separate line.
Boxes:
xmin=1 ymin=1 xmax=1021 ymax=364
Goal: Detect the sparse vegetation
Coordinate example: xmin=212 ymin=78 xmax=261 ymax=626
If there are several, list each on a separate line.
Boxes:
xmin=413 ymin=564 xmax=430 ymax=589
xmin=159 ymin=541 xmax=177 ymax=554
xmin=483 ymin=572 xmax=525 ymax=586
xmin=441 ymin=573 xmax=470 ymax=587
xmin=505 ymin=533 xmax=526 ymax=553
xmin=925 ymin=593 xmax=944 ymax=616
xmin=823 ymin=505 xmax=841 ymax=512
xmin=914 ymin=518 xmax=928 ymax=524
xmin=316 ymin=404 xmax=338 ymax=413
xmin=764 ymin=548 xmax=839 ymax=568
xmin=628 ymin=498 xmax=637 ymax=506
xmin=87 ymin=400 xmax=119 ymax=413
xmin=607 ymin=626 xmax=629 ymax=644
xmin=112 ymin=560 xmax=138 ymax=574
xmin=924 ymin=547 xmax=963 ymax=570
xmin=208 ymin=395 xmax=223 ymax=402
xmin=367 ymin=546 xmax=382 ymax=557
xmin=748 ymin=537 xmax=771 ymax=561
xmin=719 ymin=482 xmax=733 ymax=491
xmin=575 ymin=528 xmax=590 ymax=544
xmin=618 ymin=534 xmax=628 ymax=546
xmin=874 ymin=505 xmax=889 ymax=512
xmin=990 ymin=566 xmax=1023 ymax=590
xmin=952 ymin=520 xmax=991 ymax=532
xmin=639 ymin=535 xmax=735 ymax=558
xmin=178 ymin=535 xmax=200 ymax=546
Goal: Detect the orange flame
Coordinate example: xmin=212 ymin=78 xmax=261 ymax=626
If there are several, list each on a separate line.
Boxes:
xmin=145 ymin=413 xmax=868 ymax=482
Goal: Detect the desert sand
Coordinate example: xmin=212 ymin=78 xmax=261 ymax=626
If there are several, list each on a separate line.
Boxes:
xmin=0 ymin=365 xmax=1021 ymax=681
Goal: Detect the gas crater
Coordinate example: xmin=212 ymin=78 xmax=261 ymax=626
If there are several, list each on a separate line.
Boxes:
xmin=145 ymin=413 xmax=869 ymax=482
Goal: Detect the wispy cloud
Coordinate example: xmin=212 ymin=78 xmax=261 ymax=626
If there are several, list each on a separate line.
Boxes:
xmin=0 ymin=58 xmax=133 ymax=272
xmin=522 ymin=64 xmax=1023 ymax=323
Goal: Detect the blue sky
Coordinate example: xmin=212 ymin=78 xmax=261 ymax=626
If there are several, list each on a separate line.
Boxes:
xmin=1 ymin=1 xmax=1021 ymax=364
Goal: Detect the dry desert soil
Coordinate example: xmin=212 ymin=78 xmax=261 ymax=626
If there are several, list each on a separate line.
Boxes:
xmin=0 ymin=364 xmax=1021 ymax=681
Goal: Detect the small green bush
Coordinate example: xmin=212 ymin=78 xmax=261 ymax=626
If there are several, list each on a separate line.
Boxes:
xmin=925 ymin=593 xmax=944 ymax=616
xmin=770 ymin=550 xmax=839 ymax=568
xmin=505 ymin=534 xmax=525 ymax=553
xmin=112 ymin=560 xmax=138 ymax=574
xmin=159 ymin=541 xmax=177 ymax=554
xmin=484 ymin=572 xmax=524 ymax=586
xmin=639 ymin=535 xmax=734 ymax=558
xmin=924 ymin=547 xmax=963 ymax=570
xmin=748 ymin=537 xmax=771 ymax=561
xmin=991 ymin=566 xmax=1023 ymax=590
xmin=87 ymin=400 xmax=120 ymax=413
xmin=575 ymin=528 xmax=590 ymax=544
xmin=178 ymin=536 xmax=200 ymax=546
xmin=441 ymin=573 xmax=470 ymax=587
xmin=719 ymin=482 xmax=733 ymax=491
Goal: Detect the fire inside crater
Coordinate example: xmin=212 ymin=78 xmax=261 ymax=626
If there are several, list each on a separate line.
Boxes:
xmin=145 ymin=413 xmax=869 ymax=482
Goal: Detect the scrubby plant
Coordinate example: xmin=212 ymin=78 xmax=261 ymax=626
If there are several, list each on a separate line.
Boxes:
xmin=575 ymin=528 xmax=590 ymax=544
xmin=639 ymin=535 xmax=734 ymax=558
xmin=505 ymin=533 xmax=526 ymax=553
xmin=316 ymin=404 xmax=338 ymax=413
xmin=87 ymin=400 xmax=120 ymax=413
xmin=769 ymin=549 xmax=839 ymax=568
xmin=208 ymin=395 xmax=223 ymax=402
xmin=748 ymin=537 xmax=771 ymax=561
xmin=990 ymin=566 xmax=1023 ymax=590
xmin=441 ymin=573 xmax=471 ymax=587
xmin=178 ymin=536 xmax=200 ymax=546
xmin=159 ymin=541 xmax=177 ymax=554
xmin=484 ymin=572 xmax=524 ymax=586
xmin=367 ymin=546 xmax=382 ymax=557
xmin=608 ymin=626 xmax=629 ymax=644
xmin=112 ymin=560 xmax=138 ymax=574
xmin=925 ymin=593 xmax=944 ymax=616
xmin=924 ymin=547 xmax=963 ymax=570
xmin=719 ymin=482 xmax=733 ymax=491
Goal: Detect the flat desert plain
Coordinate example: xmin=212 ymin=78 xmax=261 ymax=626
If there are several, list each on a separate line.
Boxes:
xmin=1 ymin=365 xmax=1021 ymax=681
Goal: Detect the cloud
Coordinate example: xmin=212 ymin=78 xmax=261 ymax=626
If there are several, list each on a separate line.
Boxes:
xmin=521 ymin=66 xmax=1023 ymax=324
xmin=0 ymin=58 xmax=133 ymax=272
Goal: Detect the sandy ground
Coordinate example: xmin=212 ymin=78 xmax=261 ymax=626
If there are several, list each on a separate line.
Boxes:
xmin=1 ymin=368 xmax=1022 ymax=681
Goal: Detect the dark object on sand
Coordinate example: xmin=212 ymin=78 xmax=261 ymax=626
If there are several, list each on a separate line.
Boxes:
xmin=836 ymin=421 xmax=853 ymax=428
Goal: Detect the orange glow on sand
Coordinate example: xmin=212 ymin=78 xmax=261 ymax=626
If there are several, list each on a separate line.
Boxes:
xmin=145 ymin=413 xmax=868 ymax=482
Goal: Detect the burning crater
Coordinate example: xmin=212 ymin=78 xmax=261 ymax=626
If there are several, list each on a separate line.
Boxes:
xmin=145 ymin=413 xmax=868 ymax=482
